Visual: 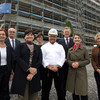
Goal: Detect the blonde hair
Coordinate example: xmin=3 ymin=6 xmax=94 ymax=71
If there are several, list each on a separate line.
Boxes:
xmin=95 ymin=32 xmax=100 ymax=41
xmin=63 ymin=27 xmax=71 ymax=33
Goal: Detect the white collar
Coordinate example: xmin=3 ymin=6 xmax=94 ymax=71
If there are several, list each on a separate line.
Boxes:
xmin=9 ymin=37 xmax=15 ymax=41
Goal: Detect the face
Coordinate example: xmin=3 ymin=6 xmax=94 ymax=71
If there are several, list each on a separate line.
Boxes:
xmin=73 ymin=35 xmax=81 ymax=45
xmin=0 ymin=31 xmax=7 ymax=42
xmin=8 ymin=28 xmax=16 ymax=39
xmin=63 ymin=28 xmax=71 ymax=38
xmin=25 ymin=32 xmax=34 ymax=43
xmin=37 ymin=36 xmax=43 ymax=43
xmin=96 ymin=35 xmax=100 ymax=45
xmin=49 ymin=34 xmax=57 ymax=44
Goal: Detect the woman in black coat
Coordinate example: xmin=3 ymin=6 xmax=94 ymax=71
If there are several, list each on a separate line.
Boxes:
xmin=11 ymin=30 xmax=42 ymax=100
xmin=0 ymin=29 xmax=13 ymax=100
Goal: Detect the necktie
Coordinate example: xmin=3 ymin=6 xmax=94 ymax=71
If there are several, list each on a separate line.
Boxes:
xmin=66 ymin=39 xmax=69 ymax=48
xmin=12 ymin=39 xmax=15 ymax=49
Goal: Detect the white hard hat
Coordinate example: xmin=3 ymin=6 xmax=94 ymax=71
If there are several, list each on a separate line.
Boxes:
xmin=48 ymin=28 xmax=58 ymax=36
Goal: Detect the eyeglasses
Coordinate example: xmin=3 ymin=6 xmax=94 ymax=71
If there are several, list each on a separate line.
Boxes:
xmin=9 ymin=31 xmax=16 ymax=33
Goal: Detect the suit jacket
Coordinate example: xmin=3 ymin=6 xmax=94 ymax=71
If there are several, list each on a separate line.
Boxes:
xmin=11 ymin=43 xmax=42 ymax=96
xmin=58 ymin=38 xmax=74 ymax=76
xmin=58 ymin=38 xmax=74 ymax=58
xmin=5 ymin=38 xmax=20 ymax=49
xmin=5 ymin=38 xmax=20 ymax=69
xmin=3 ymin=46 xmax=13 ymax=71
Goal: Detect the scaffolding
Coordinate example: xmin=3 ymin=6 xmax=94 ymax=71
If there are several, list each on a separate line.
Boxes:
xmin=0 ymin=0 xmax=100 ymax=53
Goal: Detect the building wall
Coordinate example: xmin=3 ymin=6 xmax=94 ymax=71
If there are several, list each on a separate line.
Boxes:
xmin=0 ymin=0 xmax=100 ymax=53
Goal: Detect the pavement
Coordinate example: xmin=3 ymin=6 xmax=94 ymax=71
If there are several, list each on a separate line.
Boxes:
xmin=39 ymin=63 xmax=98 ymax=100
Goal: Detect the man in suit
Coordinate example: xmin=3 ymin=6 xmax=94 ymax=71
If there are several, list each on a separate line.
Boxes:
xmin=5 ymin=28 xmax=20 ymax=50
xmin=58 ymin=27 xmax=74 ymax=100
xmin=5 ymin=28 xmax=20 ymax=78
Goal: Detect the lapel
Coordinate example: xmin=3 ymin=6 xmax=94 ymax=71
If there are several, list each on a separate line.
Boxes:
xmin=6 ymin=38 xmax=12 ymax=47
xmin=70 ymin=46 xmax=83 ymax=60
xmin=15 ymin=39 xmax=17 ymax=49
xmin=62 ymin=39 xmax=68 ymax=49
xmin=6 ymin=46 xmax=9 ymax=65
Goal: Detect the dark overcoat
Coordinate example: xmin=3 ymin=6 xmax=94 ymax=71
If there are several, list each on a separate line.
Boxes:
xmin=11 ymin=43 xmax=42 ymax=96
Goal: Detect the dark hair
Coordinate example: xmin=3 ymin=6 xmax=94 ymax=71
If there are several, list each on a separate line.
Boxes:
xmin=73 ymin=34 xmax=82 ymax=39
xmin=36 ymin=32 xmax=44 ymax=39
xmin=24 ymin=29 xmax=34 ymax=37
xmin=0 ymin=28 xmax=8 ymax=37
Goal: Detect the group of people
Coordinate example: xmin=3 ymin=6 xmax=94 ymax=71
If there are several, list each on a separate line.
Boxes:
xmin=0 ymin=27 xmax=100 ymax=100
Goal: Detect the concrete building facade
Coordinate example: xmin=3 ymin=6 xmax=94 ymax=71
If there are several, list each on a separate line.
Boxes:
xmin=0 ymin=0 xmax=100 ymax=53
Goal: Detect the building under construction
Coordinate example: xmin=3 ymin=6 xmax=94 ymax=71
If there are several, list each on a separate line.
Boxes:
xmin=0 ymin=0 xmax=100 ymax=53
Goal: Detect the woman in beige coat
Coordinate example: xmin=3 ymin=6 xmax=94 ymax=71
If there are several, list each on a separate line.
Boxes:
xmin=66 ymin=34 xmax=90 ymax=100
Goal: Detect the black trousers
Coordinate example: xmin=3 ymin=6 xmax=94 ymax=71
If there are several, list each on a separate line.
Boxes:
xmin=61 ymin=62 xmax=69 ymax=100
xmin=72 ymin=94 xmax=88 ymax=100
xmin=41 ymin=69 xmax=64 ymax=100
xmin=94 ymin=71 xmax=100 ymax=100
xmin=0 ymin=65 xmax=10 ymax=100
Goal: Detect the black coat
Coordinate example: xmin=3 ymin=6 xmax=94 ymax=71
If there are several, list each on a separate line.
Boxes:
xmin=11 ymin=43 xmax=42 ymax=96
xmin=58 ymin=38 xmax=74 ymax=76
xmin=5 ymin=38 xmax=20 ymax=70
xmin=6 ymin=46 xmax=13 ymax=71
xmin=5 ymin=38 xmax=20 ymax=60
xmin=58 ymin=38 xmax=74 ymax=58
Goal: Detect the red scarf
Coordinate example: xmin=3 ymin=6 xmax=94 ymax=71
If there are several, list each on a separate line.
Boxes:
xmin=73 ymin=44 xmax=81 ymax=50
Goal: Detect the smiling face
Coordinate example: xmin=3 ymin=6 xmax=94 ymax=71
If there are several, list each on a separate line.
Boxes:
xmin=37 ymin=35 xmax=43 ymax=43
xmin=8 ymin=28 xmax=16 ymax=39
xmin=49 ymin=34 xmax=57 ymax=44
xmin=0 ymin=31 xmax=7 ymax=42
xmin=73 ymin=35 xmax=81 ymax=46
xmin=63 ymin=28 xmax=71 ymax=39
xmin=25 ymin=32 xmax=34 ymax=43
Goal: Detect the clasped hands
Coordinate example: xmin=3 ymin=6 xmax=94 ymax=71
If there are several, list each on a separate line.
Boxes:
xmin=72 ymin=62 xmax=79 ymax=68
xmin=96 ymin=69 xmax=100 ymax=74
xmin=46 ymin=65 xmax=59 ymax=72
xmin=27 ymin=67 xmax=37 ymax=81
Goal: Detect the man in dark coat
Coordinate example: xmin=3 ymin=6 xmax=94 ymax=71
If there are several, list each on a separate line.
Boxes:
xmin=58 ymin=27 xmax=74 ymax=100
xmin=5 ymin=28 xmax=20 ymax=59
xmin=5 ymin=28 xmax=20 ymax=73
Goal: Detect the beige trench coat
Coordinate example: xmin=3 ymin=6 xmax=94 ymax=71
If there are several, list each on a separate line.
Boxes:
xmin=66 ymin=46 xmax=90 ymax=96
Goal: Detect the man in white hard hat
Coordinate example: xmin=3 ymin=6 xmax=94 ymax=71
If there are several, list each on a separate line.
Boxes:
xmin=41 ymin=28 xmax=65 ymax=100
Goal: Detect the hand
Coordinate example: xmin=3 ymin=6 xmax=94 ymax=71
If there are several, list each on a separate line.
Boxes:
xmin=9 ymin=73 xmax=14 ymax=81
xmin=75 ymin=62 xmax=79 ymax=68
xmin=96 ymin=69 xmax=100 ymax=74
xmin=28 ymin=67 xmax=37 ymax=75
xmin=46 ymin=65 xmax=58 ymax=72
xmin=72 ymin=62 xmax=79 ymax=68
xmin=27 ymin=73 xmax=34 ymax=81
xmin=50 ymin=65 xmax=58 ymax=72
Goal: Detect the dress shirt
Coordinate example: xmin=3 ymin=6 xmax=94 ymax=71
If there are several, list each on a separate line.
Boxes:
xmin=9 ymin=37 xmax=15 ymax=48
xmin=41 ymin=42 xmax=65 ymax=68
xmin=64 ymin=37 xmax=70 ymax=45
xmin=0 ymin=47 xmax=7 ymax=66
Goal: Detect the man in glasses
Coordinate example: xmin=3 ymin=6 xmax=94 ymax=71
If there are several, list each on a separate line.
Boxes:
xmin=5 ymin=28 xmax=20 ymax=80
xmin=5 ymin=28 xmax=20 ymax=50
